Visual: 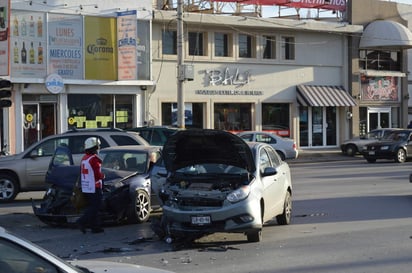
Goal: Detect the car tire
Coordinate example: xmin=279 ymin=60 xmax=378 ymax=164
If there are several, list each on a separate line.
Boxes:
xmin=276 ymin=191 xmax=292 ymax=225
xmin=247 ymin=229 xmax=262 ymax=242
xmin=0 ymin=174 xmax=19 ymax=203
xmin=345 ymin=144 xmax=357 ymax=157
xmin=131 ymin=189 xmax=151 ymax=223
xmin=395 ymin=148 xmax=406 ymax=163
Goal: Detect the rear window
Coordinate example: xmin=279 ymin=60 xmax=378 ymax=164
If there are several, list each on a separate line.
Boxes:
xmin=110 ymin=135 xmax=142 ymax=146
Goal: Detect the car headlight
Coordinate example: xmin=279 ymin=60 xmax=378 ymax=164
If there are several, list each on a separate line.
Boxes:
xmin=381 ymin=146 xmax=390 ymax=150
xmin=227 ymin=185 xmax=250 ymax=203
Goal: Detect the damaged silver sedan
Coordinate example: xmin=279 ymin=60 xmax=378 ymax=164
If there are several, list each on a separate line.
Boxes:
xmin=151 ymin=129 xmax=292 ymax=243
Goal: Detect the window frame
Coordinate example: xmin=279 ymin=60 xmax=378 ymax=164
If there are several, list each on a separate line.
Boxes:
xmin=281 ymin=36 xmax=295 ymax=60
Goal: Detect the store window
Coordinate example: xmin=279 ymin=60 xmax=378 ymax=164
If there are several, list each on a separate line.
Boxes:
xmin=239 ymin=34 xmax=255 ymax=58
xmin=68 ymin=94 xmax=134 ymax=129
xmin=214 ymin=103 xmax=252 ymax=131
xmin=281 ymin=36 xmax=295 ymax=60
xmin=161 ymin=102 xmax=203 ymax=128
xmin=162 ymin=30 xmax=177 ymax=55
xmin=263 ymin=35 xmax=276 ymax=59
xmin=262 ymin=103 xmax=290 ymax=137
xmin=188 ymin=32 xmax=207 ymax=56
xmin=359 ymin=50 xmax=400 ymax=71
xmin=215 ymin=32 xmax=232 ymax=57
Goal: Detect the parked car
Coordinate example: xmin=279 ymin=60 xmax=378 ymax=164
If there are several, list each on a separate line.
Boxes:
xmin=127 ymin=126 xmax=180 ymax=146
xmin=362 ymin=129 xmax=412 ymax=163
xmin=151 ymin=129 xmax=292 ymax=243
xmin=340 ymin=128 xmax=399 ymax=156
xmin=32 ymin=145 xmax=161 ymax=226
xmin=0 ymin=128 xmax=149 ymax=203
xmin=0 ymin=226 xmax=174 ymax=273
xmin=237 ymin=131 xmax=298 ymax=160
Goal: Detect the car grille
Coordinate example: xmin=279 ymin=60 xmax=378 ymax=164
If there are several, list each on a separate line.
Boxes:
xmin=178 ymin=197 xmax=224 ymax=207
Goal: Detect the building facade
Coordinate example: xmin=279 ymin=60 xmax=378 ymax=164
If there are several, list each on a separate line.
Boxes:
xmin=1 ymin=0 xmax=154 ymax=154
xmin=150 ymin=8 xmax=362 ymax=148
xmin=347 ymin=0 xmax=412 ymax=137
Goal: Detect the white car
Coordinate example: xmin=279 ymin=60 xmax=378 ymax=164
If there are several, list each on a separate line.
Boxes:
xmin=152 ymin=129 xmax=292 ymax=243
xmin=0 ymin=226 xmax=174 ymax=273
xmin=237 ymin=131 xmax=298 ymax=160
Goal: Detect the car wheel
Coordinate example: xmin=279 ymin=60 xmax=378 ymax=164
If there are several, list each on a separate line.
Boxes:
xmin=345 ymin=144 xmax=357 ymax=157
xmin=247 ymin=229 xmax=262 ymax=242
xmin=0 ymin=174 xmax=18 ymax=203
xmin=132 ymin=190 xmax=151 ymax=223
xmin=395 ymin=148 xmax=406 ymax=163
xmin=276 ymin=191 xmax=292 ymax=225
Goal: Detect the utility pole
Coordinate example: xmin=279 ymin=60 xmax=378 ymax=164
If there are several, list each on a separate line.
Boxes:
xmin=177 ymin=0 xmax=185 ymax=128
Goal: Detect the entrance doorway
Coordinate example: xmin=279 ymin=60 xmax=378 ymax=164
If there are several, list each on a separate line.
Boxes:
xmin=359 ymin=107 xmax=391 ymax=135
xmin=299 ymin=106 xmax=337 ymax=147
xmin=23 ymin=103 xmax=56 ymax=150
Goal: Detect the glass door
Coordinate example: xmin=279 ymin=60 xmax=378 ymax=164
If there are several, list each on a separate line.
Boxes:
xmin=367 ymin=107 xmax=390 ymax=131
xmin=299 ymin=106 xmax=338 ymax=147
xmin=23 ymin=103 xmax=56 ymax=150
xmin=23 ymin=104 xmax=39 ymax=149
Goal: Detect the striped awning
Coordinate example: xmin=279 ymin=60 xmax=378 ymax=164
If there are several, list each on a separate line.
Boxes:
xmin=296 ymin=85 xmax=356 ymax=107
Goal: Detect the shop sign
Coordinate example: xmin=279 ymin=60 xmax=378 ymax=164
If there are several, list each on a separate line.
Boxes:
xmin=117 ymin=10 xmax=137 ymax=80
xmin=84 ymin=17 xmax=117 ymax=80
xmin=48 ymin=14 xmax=83 ymax=79
xmin=45 ymin=73 xmax=64 ymax=94
xmin=360 ymin=75 xmax=399 ymax=102
xmin=10 ymin=11 xmax=47 ymax=78
xmin=204 ymin=67 xmax=250 ymax=86
xmin=0 ymin=0 xmax=9 ymax=76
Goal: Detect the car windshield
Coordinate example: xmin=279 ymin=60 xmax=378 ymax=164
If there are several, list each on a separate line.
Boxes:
xmin=176 ymin=163 xmax=248 ymax=175
xmin=387 ymin=132 xmax=409 ymax=141
xmin=100 ymin=151 xmax=148 ymax=173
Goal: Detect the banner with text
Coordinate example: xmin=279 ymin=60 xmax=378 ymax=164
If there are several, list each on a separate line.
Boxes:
xmin=117 ymin=10 xmax=137 ymax=80
xmin=84 ymin=16 xmax=117 ymax=80
xmin=48 ymin=14 xmax=83 ymax=79
xmin=0 ymin=0 xmax=9 ymax=76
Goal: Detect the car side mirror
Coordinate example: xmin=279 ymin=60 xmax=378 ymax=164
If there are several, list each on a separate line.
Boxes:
xmin=261 ymin=166 xmax=277 ymax=177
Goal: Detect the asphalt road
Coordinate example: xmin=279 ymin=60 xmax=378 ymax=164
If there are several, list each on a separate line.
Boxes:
xmin=2 ymin=155 xmax=412 ymax=273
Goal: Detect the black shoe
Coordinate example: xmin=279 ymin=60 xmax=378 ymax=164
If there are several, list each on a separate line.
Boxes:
xmin=91 ymin=228 xmax=104 ymax=234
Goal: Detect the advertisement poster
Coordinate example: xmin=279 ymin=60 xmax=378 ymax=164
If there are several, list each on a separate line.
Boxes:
xmin=48 ymin=14 xmax=83 ymax=79
xmin=117 ymin=10 xmax=137 ymax=80
xmin=0 ymin=0 xmax=9 ymax=76
xmin=84 ymin=16 xmax=117 ymax=80
xmin=10 ymin=11 xmax=47 ymax=78
xmin=360 ymin=75 xmax=399 ymax=102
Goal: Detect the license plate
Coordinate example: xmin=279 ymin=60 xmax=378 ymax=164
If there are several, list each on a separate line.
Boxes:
xmin=191 ymin=216 xmax=211 ymax=225
xmin=369 ymin=151 xmax=375 ymax=155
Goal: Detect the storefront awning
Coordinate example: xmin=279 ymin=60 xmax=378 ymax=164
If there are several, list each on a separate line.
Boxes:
xmin=359 ymin=20 xmax=412 ymax=49
xmin=297 ymin=85 xmax=356 ymax=107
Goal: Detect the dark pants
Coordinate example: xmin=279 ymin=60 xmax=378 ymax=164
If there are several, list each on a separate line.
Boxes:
xmin=77 ymin=189 xmax=103 ymax=229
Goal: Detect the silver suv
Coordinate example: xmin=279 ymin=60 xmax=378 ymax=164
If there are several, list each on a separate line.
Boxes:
xmin=0 ymin=129 xmax=149 ymax=202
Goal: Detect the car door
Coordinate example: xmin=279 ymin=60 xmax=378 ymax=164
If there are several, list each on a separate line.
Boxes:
xmin=24 ymin=136 xmax=70 ymax=188
xmin=259 ymin=146 xmax=284 ymax=221
xmin=262 ymin=146 xmax=287 ymax=220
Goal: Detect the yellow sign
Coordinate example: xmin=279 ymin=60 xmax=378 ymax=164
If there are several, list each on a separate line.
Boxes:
xmin=68 ymin=117 xmax=75 ymax=125
xmin=84 ymin=16 xmax=117 ymax=80
xmin=26 ymin=114 xmax=33 ymax=122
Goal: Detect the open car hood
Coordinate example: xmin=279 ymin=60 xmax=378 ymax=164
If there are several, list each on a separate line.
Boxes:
xmin=162 ymin=129 xmax=255 ymax=172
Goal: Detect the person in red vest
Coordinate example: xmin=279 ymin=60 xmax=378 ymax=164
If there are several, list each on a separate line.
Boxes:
xmin=76 ymin=137 xmax=105 ymax=234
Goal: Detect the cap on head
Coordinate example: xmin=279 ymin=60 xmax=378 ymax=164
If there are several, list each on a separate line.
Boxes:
xmin=84 ymin=137 xmax=101 ymax=150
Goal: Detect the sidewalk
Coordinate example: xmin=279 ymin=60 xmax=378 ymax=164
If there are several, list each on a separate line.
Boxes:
xmin=290 ymin=148 xmax=362 ymax=163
